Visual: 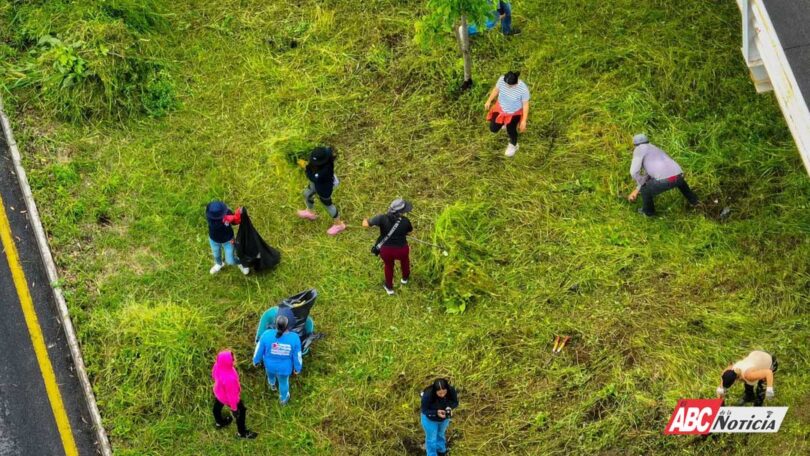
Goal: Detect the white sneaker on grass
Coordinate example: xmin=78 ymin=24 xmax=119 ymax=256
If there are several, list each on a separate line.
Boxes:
xmin=210 ymin=263 xmax=224 ymax=275
xmin=505 ymin=143 xmax=519 ymax=157
xmin=238 ymin=264 xmax=250 ymax=275
xmin=401 ymin=278 xmax=409 ymax=285
xmin=383 ymin=284 xmax=395 ymax=296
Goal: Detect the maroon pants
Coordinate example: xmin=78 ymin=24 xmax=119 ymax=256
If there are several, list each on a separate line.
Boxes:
xmin=379 ymin=245 xmax=410 ymax=288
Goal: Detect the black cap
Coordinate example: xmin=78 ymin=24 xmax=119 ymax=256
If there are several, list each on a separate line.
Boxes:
xmin=721 ymin=369 xmax=737 ymax=389
xmin=309 ymin=146 xmax=333 ymax=166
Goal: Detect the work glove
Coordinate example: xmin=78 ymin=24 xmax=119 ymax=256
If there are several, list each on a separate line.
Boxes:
xmin=716 ymin=386 xmax=725 ymax=397
xmin=766 ymin=387 xmax=775 ymax=399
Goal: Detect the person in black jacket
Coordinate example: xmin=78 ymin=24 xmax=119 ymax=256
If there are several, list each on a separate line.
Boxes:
xmin=362 ymin=198 xmax=413 ymax=295
xmin=206 ymin=201 xmax=249 ymax=275
xmin=296 ymin=146 xmax=346 ymax=236
xmin=420 ymin=378 xmax=458 ymax=456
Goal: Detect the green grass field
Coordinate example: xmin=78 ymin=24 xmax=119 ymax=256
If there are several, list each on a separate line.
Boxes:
xmin=2 ymin=0 xmax=810 ymax=454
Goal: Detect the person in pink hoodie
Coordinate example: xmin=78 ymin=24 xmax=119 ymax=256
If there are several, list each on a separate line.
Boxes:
xmin=212 ymin=350 xmax=257 ymax=439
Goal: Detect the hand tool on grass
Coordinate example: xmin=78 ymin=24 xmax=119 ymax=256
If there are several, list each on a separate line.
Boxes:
xmin=553 ymin=335 xmax=571 ymax=354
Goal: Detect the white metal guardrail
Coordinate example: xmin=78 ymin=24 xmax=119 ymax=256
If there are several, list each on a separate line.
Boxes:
xmin=738 ymin=0 xmax=810 ymax=174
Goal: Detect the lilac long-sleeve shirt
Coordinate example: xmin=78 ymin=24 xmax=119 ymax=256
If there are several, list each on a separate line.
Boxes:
xmin=630 ymin=143 xmax=683 ymax=189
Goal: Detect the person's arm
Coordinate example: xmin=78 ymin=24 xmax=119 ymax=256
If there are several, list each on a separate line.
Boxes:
xmin=485 ymin=84 xmax=500 ymax=110
xmin=519 ymin=101 xmax=529 ymax=132
xmin=223 ymin=207 xmax=242 ymax=225
xmin=629 ymin=149 xmax=647 ymax=194
xmin=447 ymin=387 xmax=459 ymax=409
xmin=420 ymin=392 xmax=439 ymax=419
xmin=252 ymin=337 xmax=264 ymax=366
xmin=292 ymin=335 xmax=303 ymax=374
xmin=745 ymin=369 xmax=775 ymax=398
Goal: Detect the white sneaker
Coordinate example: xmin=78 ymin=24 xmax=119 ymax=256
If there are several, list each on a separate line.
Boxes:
xmin=505 ymin=143 xmax=519 ymax=157
xmin=238 ymin=264 xmax=250 ymax=275
xmin=401 ymin=278 xmax=409 ymax=285
xmin=209 ymin=263 xmax=224 ymax=275
xmin=383 ymin=284 xmax=395 ymax=296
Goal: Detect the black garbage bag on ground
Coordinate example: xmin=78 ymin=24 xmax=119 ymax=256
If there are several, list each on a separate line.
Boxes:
xmin=235 ymin=207 xmax=281 ymax=272
xmin=279 ymin=288 xmax=324 ymax=355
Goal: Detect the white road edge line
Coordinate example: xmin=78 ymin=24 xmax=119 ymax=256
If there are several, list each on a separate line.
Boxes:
xmin=0 ymin=98 xmax=113 ymax=456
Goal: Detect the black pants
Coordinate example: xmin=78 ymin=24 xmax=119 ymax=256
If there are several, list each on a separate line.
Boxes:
xmin=213 ymin=397 xmax=247 ymax=435
xmin=741 ymin=355 xmax=778 ymax=406
xmin=639 ymin=174 xmax=698 ymax=215
xmin=489 ymin=114 xmax=521 ymax=145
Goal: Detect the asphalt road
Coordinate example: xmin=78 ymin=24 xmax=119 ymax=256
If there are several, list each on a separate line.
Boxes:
xmin=0 ymin=127 xmax=98 ymax=455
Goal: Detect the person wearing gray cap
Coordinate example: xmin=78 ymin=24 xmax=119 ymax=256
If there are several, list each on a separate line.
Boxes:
xmin=628 ymin=134 xmax=699 ymax=216
xmin=362 ymin=199 xmax=414 ymax=295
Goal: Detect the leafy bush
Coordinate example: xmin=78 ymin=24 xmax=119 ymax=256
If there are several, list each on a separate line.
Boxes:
xmin=427 ymin=202 xmax=498 ymax=313
xmin=1 ymin=0 xmax=175 ymax=120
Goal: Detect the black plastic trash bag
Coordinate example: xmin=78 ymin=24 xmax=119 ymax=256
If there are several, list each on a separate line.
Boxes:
xmin=235 ymin=207 xmax=281 ymax=272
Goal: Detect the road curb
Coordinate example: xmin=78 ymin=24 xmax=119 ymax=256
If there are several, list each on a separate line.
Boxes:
xmin=0 ymin=99 xmax=112 ymax=456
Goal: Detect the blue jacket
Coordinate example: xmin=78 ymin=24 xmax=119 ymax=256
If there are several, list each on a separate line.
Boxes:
xmin=253 ymin=330 xmax=302 ymax=376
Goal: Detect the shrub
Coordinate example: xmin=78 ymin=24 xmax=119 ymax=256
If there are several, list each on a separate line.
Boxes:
xmin=427 ymin=202 xmax=498 ymax=313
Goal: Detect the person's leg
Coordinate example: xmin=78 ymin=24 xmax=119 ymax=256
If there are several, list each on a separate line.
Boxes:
xmin=305 ymin=317 xmax=315 ymax=335
xmin=421 ymin=414 xmax=440 ymax=456
xmin=436 ymin=419 xmax=451 ymax=454
xmin=506 ymin=115 xmax=520 ymax=145
xmin=223 ymin=240 xmax=236 ymax=265
xmin=489 ymin=117 xmax=504 ymax=133
xmin=379 ymin=247 xmax=396 ymax=290
xmin=235 ymin=401 xmax=248 ymax=435
xmin=304 ymin=184 xmax=317 ymax=210
xmin=212 ymin=397 xmax=231 ymax=427
xmin=640 ymin=179 xmax=677 ymax=216
xmin=399 ymin=246 xmax=411 ymax=282
xmin=742 ymin=383 xmax=756 ymax=403
xmin=278 ymin=375 xmax=290 ymax=404
xmin=209 ymin=238 xmax=223 ymax=265
xmin=267 ymin=371 xmax=277 ymax=391
xmin=754 ymin=380 xmax=766 ymax=406
xmin=676 ymin=176 xmax=699 ymax=206
xmin=500 ymin=2 xmax=513 ymax=35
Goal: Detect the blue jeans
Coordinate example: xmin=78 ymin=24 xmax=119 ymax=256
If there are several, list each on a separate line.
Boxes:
xmin=209 ymin=238 xmax=236 ymax=265
xmin=500 ymin=1 xmax=512 ymax=35
xmin=268 ymin=374 xmax=290 ymax=404
xmin=421 ymin=414 xmax=450 ymax=456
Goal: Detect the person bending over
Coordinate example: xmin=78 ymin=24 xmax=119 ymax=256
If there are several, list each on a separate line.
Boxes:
xmin=716 ymin=350 xmax=778 ymax=406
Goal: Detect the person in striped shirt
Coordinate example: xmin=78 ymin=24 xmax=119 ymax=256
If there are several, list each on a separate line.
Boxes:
xmin=485 ymin=71 xmax=530 ymax=157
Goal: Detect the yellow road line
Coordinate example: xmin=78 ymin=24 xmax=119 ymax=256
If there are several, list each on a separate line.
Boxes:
xmin=0 ymin=192 xmax=78 ymax=456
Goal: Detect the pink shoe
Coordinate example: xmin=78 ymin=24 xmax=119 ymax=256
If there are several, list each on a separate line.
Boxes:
xmin=297 ymin=209 xmax=318 ymax=220
xmin=326 ymin=222 xmax=346 ymax=236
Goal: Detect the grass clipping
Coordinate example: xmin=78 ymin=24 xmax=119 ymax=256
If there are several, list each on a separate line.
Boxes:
xmin=428 ymin=202 xmax=498 ymax=313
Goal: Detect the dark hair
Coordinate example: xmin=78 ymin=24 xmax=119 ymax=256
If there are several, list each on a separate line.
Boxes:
xmin=425 ymin=378 xmax=450 ymax=398
xmin=275 ymin=315 xmax=289 ymax=338
xmin=721 ymin=369 xmax=737 ymax=389
xmin=504 ymin=71 xmax=520 ymax=85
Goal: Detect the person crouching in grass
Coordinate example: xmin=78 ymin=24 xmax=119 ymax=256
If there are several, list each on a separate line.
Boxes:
xmin=485 ymin=71 xmax=530 ymax=157
xmin=362 ymin=198 xmax=414 ymax=296
xmin=206 ymin=201 xmax=249 ymax=275
xmin=717 ymin=350 xmax=778 ymax=406
xmin=297 ymin=146 xmax=347 ymax=235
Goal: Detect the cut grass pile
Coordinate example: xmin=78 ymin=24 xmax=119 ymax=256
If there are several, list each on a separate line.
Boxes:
xmin=2 ymin=0 xmax=810 ymax=454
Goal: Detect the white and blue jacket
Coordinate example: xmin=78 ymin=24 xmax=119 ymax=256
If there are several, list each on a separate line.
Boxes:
xmin=253 ymin=330 xmax=303 ymax=376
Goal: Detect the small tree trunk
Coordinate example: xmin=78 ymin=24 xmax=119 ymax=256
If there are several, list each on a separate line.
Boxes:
xmin=457 ymin=14 xmax=473 ymax=91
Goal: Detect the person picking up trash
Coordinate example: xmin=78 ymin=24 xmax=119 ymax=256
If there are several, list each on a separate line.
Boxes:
xmin=362 ymin=198 xmax=414 ymax=296
xmin=297 ymin=146 xmax=346 ymax=235
xmin=206 ymin=201 xmax=250 ymax=275
xmin=627 ymin=134 xmax=699 ymax=217
xmin=253 ymin=315 xmax=302 ymax=405
xmin=716 ymin=350 xmax=778 ymax=406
